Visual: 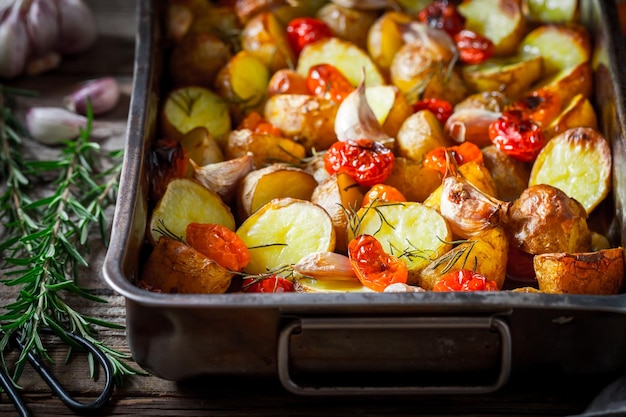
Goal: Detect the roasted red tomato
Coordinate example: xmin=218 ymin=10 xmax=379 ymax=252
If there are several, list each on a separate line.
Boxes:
xmin=510 ymin=89 xmax=562 ymax=127
xmin=324 ymin=139 xmax=395 ymax=187
xmin=186 ymin=223 xmax=251 ymax=271
xmin=348 ymin=234 xmax=408 ymax=292
xmin=307 ymin=63 xmax=354 ymax=103
xmin=237 ymin=111 xmax=282 ymax=136
xmin=506 ymin=245 xmax=537 ymax=283
xmin=417 ymin=0 xmax=466 ymax=36
xmin=432 ymin=269 xmax=499 ymax=292
xmin=423 ymin=141 xmax=484 ymax=175
xmin=453 ymin=29 xmax=495 ymax=64
xmin=286 ymin=17 xmax=333 ymax=56
xmin=362 ymin=184 xmax=407 ymax=207
xmin=412 ymin=97 xmax=453 ymax=125
xmin=242 ymin=275 xmax=295 ymax=293
xmin=489 ymin=109 xmax=546 ymax=162
xmin=149 ymin=138 xmax=189 ymax=203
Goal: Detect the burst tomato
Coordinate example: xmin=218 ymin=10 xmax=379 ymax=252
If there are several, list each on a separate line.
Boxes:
xmin=324 ymin=139 xmax=395 ymax=187
xmin=286 ymin=17 xmax=333 ymax=56
xmin=242 ymin=275 xmax=295 ymax=293
xmin=149 ymin=138 xmax=189 ymax=202
xmin=186 ymin=223 xmax=250 ymax=271
xmin=423 ymin=141 xmax=484 ymax=175
xmin=432 ymin=269 xmax=499 ymax=292
xmin=412 ymin=97 xmax=453 ymax=125
xmin=362 ymin=184 xmax=407 ymax=207
xmin=348 ymin=234 xmax=408 ymax=292
xmin=510 ymin=89 xmax=562 ymax=127
xmin=417 ymin=0 xmax=466 ymax=36
xmin=453 ymin=29 xmax=495 ymax=64
xmin=307 ymin=63 xmax=354 ymax=103
xmin=489 ymin=109 xmax=546 ymax=162
xmin=237 ymin=111 xmax=282 ymax=136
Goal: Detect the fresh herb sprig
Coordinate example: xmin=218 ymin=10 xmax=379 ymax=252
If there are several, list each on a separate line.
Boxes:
xmin=0 ymin=85 xmax=142 ymax=386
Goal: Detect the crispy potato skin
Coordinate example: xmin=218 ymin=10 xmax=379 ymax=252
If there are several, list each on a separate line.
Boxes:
xmin=534 ymin=247 xmax=625 ymax=295
xmin=482 ymin=145 xmax=530 ymax=202
xmin=141 ymin=237 xmax=234 ymax=294
xmin=505 ymin=184 xmax=591 ymax=255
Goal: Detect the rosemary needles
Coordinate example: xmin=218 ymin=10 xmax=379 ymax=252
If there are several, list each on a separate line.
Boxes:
xmin=0 ymin=84 xmax=140 ymax=386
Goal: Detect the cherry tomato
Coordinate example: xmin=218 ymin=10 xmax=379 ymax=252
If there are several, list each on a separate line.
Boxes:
xmin=453 ymin=29 xmax=495 ymax=65
xmin=286 ymin=17 xmax=333 ymax=56
xmin=267 ymin=69 xmax=309 ymax=96
xmin=489 ymin=109 xmax=546 ymax=162
xmin=510 ymin=89 xmax=562 ymax=127
xmin=242 ymin=275 xmax=295 ymax=293
xmin=423 ymin=141 xmax=484 ymax=175
xmin=348 ymin=234 xmax=408 ymax=292
xmin=412 ymin=97 xmax=453 ymax=125
xmin=186 ymin=223 xmax=251 ymax=271
xmin=417 ymin=0 xmax=466 ymax=36
xmin=362 ymin=184 xmax=407 ymax=207
xmin=149 ymin=138 xmax=189 ymax=202
xmin=324 ymin=139 xmax=395 ymax=187
xmin=307 ymin=63 xmax=354 ymax=103
xmin=237 ymin=111 xmax=282 ymax=136
xmin=432 ymin=269 xmax=499 ymax=292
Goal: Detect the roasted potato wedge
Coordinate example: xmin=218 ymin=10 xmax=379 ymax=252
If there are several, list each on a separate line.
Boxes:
xmin=383 ymin=157 xmax=442 ymax=204
xmin=263 ymin=94 xmax=338 ymax=152
xmin=505 ymin=184 xmax=592 ymax=255
xmin=529 ymin=127 xmax=611 ymax=214
xmin=527 ymin=62 xmax=593 ymax=105
xmin=365 ymin=85 xmax=413 ymax=139
xmin=148 ymin=178 xmax=236 ymax=246
xmin=394 ymin=110 xmax=451 ymax=162
xmin=240 ymin=11 xmax=295 ymax=72
xmin=225 ymin=128 xmax=306 ymax=168
xmin=169 ymin=31 xmax=232 ymax=88
xmin=180 ymin=126 xmax=224 ymax=167
xmin=161 ymin=86 xmax=232 ymax=146
xmin=459 ymin=0 xmax=526 ymax=56
xmin=347 ymin=202 xmax=453 ymax=284
xmin=316 ymin=3 xmax=378 ymax=50
xmin=418 ymin=227 xmax=509 ymax=290
xmin=534 ymin=247 xmax=624 ymax=295
xmin=237 ymin=164 xmax=318 ymax=222
xmin=296 ymin=37 xmax=386 ymax=87
xmin=522 ymin=0 xmax=579 ymax=23
xmin=542 ymin=94 xmax=598 ymax=140
xmin=481 ymin=145 xmax=530 ymax=202
xmin=366 ymin=11 xmax=414 ymax=76
xmin=141 ymin=237 xmax=234 ymax=294
xmin=236 ymin=198 xmax=336 ymax=274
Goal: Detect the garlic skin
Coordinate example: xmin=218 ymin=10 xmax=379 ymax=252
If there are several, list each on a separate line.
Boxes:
xmin=293 ymin=251 xmax=358 ymax=281
xmin=0 ymin=3 xmax=30 ymax=79
xmin=65 ymin=77 xmax=121 ymax=116
xmin=192 ymin=153 xmax=254 ymax=204
xmin=439 ymin=153 xmax=511 ymax=239
xmin=334 ymin=75 xmax=392 ymax=145
xmin=25 ymin=0 xmax=59 ymax=55
xmin=329 ymin=0 xmax=395 ymax=10
xmin=444 ymin=108 xmax=501 ymax=147
xmin=25 ymin=107 xmax=88 ymax=145
xmin=55 ymin=0 xmax=97 ymax=55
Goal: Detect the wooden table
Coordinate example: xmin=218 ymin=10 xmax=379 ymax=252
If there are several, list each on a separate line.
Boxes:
xmin=0 ymin=1 xmax=622 ymax=415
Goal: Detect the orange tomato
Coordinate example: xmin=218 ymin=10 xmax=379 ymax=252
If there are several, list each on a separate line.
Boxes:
xmin=186 ymin=223 xmax=250 ymax=271
xmin=423 ymin=141 xmax=484 ymax=175
xmin=348 ymin=234 xmax=408 ymax=292
xmin=362 ymin=184 xmax=407 ymax=207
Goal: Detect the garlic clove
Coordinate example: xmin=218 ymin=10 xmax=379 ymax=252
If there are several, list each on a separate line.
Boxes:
xmin=25 ymin=106 xmax=88 ymax=145
xmin=293 ymin=251 xmax=358 ymax=281
xmin=439 ymin=152 xmax=511 ymax=239
xmin=334 ymin=72 xmax=393 ymax=145
xmin=55 ymin=0 xmax=97 ymax=55
xmin=64 ymin=77 xmax=121 ymax=116
xmin=191 ymin=153 xmax=254 ymax=204
xmin=0 ymin=3 xmax=30 ymax=79
xmin=329 ymin=0 xmax=396 ymax=10
xmin=25 ymin=0 xmax=60 ymax=55
xmin=444 ymin=108 xmax=501 ymax=147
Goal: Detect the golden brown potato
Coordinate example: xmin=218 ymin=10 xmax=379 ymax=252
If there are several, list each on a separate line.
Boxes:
xmin=169 ymin=31 xmax=232 ymax=88
xmin=459 ymin=0 xmax=526 ymax=56
xmin=418 ymin=227 xmax=509 ymax=290
xmin=481 ymin=145 xmax=530 ymax=202
xmin=225 ymin=128 xmax=306 ymax=168
xmin=394 ymin=110 xmax=451 ymax=162
xmin=316 ymin=3 xmax=378 ymax=50
xmin=240 ymin=11 xmax=296 ymax=72
xmin=179 ymin=126 xmax=224 ymax=167
xmin=527 ymin=62 xmax=593 ymax=105
xmin=522 ymin=0 xmax=579 ymax=24
xmin=237 ymin=164 xmax=318 ymax=222
xmin=421 ymin=68 xmax=470 ymax=107
xmin=383 ymin=157 xmax=442 ymax=204
xmin=542 ymin=94 xmax=598 ymax=140
xmin=534 ymin=247 xmax=624 ymax=295
xmin=234 ymin=0 xmax=286 ymax=24
xmin=365 ymin=85 xmax=413 ymax=139
xmin=141 ymin=237 xmax=234 ymax=294
xmin=263 ymin=94 xmax=338 ymax=152
xmin=366 ymin=11 xmax=414 ymax=77
xmin=505 ymin=184 xmax=592 ymax=255
xmin=311 ymin=173 xmax=364 ymax=253
xmin=529 ymin=127 xmax=611 ymax=214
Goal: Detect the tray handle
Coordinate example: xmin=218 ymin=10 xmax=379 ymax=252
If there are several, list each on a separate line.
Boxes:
xmin=277 ymin=316 xmax=512 ymax=396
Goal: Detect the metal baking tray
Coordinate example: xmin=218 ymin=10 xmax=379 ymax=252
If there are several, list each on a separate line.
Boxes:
xmin=103 ymin=0 xmax=626 ymax=395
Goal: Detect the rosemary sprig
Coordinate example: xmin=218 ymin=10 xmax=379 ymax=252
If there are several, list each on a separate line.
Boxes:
xmin=0 ymin=85 xmax=142 ymax=386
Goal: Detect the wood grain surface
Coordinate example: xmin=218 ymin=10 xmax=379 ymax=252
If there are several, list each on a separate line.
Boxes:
xmin=0 ymin=1 xmax=620 ymax=416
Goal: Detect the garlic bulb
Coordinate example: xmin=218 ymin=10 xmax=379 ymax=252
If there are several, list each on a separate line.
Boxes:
xmin=65 ymin=77 xmax=121 ymax=116
xmin=55 ymin=0 xmax=97 ymax=55
xmin=439 ymin=152 xmax=511 ymax=239
xmin=334 ymin=73 xmax=392 ymax=145
xmin=25 ymin=106 xmax=88 ymax=144
xmin=0 ymin=2 xmax=30 ymax=79
xmin=25 ymin=0 xmax=59 ymax=55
